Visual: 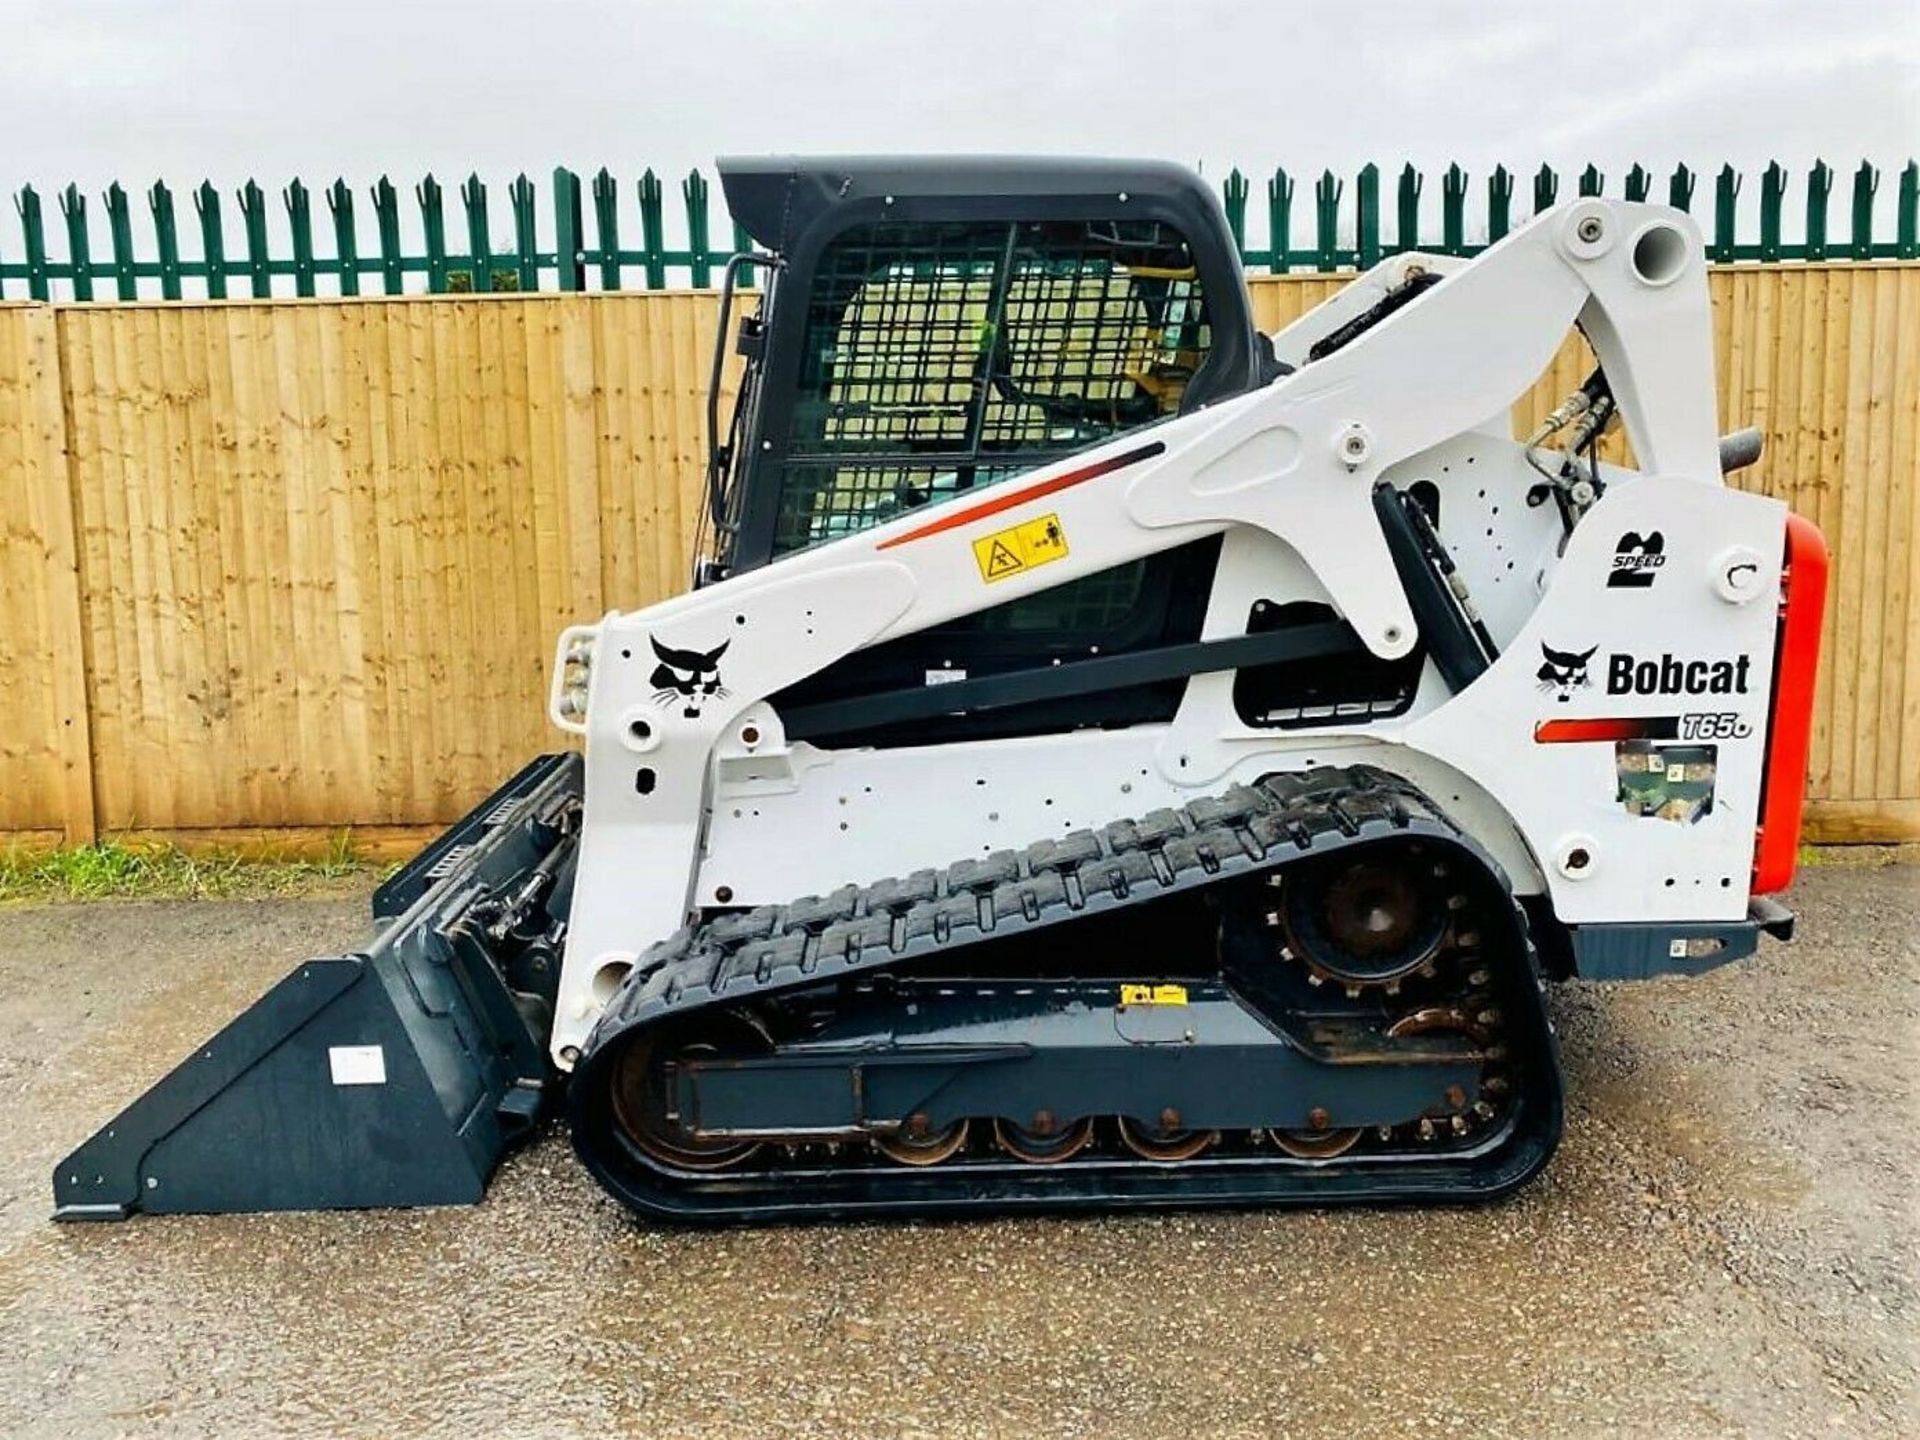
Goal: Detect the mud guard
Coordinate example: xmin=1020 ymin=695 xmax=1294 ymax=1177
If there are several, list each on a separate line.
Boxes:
xmin=52 ymin=754 xmax=583 ymax=1220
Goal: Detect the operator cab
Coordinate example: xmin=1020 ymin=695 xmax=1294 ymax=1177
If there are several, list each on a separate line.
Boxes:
xmin=705 ymin=155 xmax=1272 ymax=570
xmin=698 ymin=156 xmax=1283 ymax=746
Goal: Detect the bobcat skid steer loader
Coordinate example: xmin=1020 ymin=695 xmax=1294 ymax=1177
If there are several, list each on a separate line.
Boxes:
xmin=55 ymin=157 xmax=1826 ymax=1223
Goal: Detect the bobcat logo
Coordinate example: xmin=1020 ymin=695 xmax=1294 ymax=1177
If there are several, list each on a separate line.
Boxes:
xmin=1537 ymin=642 xmax=1597 ymax=703
xmin=650 ymin=637 xmax=730 ymax=719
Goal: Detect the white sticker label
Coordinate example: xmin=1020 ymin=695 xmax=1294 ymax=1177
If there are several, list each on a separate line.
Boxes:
xmin=328 ymin=1044 xmax=387 ymax=1086
xmin=1668 ymin=938 xmax=1689 ymax=959
xmin=924 ymin=667 xmax=967 ymax=687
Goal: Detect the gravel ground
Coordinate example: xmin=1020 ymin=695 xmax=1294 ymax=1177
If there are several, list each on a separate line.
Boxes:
xmin=0 ymin=865 xmax=1913 ymax=1439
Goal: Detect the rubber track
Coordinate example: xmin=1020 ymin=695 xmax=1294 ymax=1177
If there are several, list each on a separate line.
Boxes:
xmin=571 ymin=763 xmax=1564 ymax=1220
xmin=592 ymin=765 xmax=1463 ymax=1047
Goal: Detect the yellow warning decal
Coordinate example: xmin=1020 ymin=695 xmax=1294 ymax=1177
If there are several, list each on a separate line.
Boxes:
xmin=1119 ymin=983 xmax=1189 ymax=1007
xmin=972 ymin=512 xmax=1069 ymax=583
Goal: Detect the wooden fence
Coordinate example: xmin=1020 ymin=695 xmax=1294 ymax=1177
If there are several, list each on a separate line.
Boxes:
xmin=2 ymin=266 xmax=1916 ymax=852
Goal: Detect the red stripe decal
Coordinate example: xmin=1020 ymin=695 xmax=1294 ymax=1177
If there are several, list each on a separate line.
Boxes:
xmin=874 ymin=440 xmax=1166 ymax=551
xmin=1752 ymin=513 xmax=1829 ymax=895
xmin=1533 ymin=716 xmax=1667 ymax=744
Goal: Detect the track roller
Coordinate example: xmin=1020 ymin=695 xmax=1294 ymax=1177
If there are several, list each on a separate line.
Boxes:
xmin=1268 ymin=1127 xmax=1364 ymax=1159
xmin=874 ymin=1118 xmax=971 ymax=1167
xmin=994 ymin=1115 xmax=1095 ymax=1164
xmin=1117 ymin=1116 xmax=1218 ymax=1162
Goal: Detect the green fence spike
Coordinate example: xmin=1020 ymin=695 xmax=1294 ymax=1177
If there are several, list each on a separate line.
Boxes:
xmin=104 ymin=183 xmax=138 ymax=300
xmin=1442 ymin=163 xmax=1466 ymax=253
xmin=1668 ymin=163 xmax=1696 ymax=213
xmin=1314 ymin=170 xmax=1342 ymax=273
xmin=1897 ymin=161 xmax=1917 ymax=259
xmin=591 ymin=167 xmax=621 ymax=289
xmin=104 ymin=182 xmax=137 ymax=300
xmin=1266 ymin=167 xmax=1293 ymax=274
xmin=1804 ymin=160 xmax=1832 ymax=262
xmin=59 ymin=184 xmax=94 ymax=301
xmin=416 ymin=174 xmax=448 ymax=293
xmin=237 ymin=180 xmax=271 ymax=297
xmin=733 ymin=221 xmax=755 ymax=286
xmin=1712 ymin=165 xmax=1740 ymax=263
xmin=193 ymin=181 xmax=227 ymax=299
xmin=1221 ymin=168 xmax=1247 ymax=252
xmin=16 ymin=186 xmax=50 ymax=299
xmin=1759 ymin=161 xmax=1786 ymax=262
xmin=1533 ymin=164 xmax=1558 ymax=217
xmin=285 ymin=179 xmax=316 ymax=296
xmin=683 ymin=169 xmax=712 ymax=288
xmin=1578 ymin=163 xmax=1604 ymax=198
xmin=552 ymin=167 xmax=584 ymax=292
xmin=370 ymin=177 xmax=403 ymax=293
xmin=1848 ymin=162 xmax=1878 ymax=261
xmin=1351 ymin=166 xmax=1382 ymax=272
xmin=1487 ymin=165 xmax=1513 ymax=243
xmin=510 ymin=174 xmax=537 ymax=292
xmin=460 ymin=173 xmax=490 ymax=292
xmin=1394 ymin=163 xmax=1422 ymax=255
xmin=149 ymin=181 xmax=182 ymax=299
xmin=327 ymin=180 xmax=359 ymax=296
xmin=1355 ymin=163 xmax=1379 ymax=269
xmin=637 ymin=169 xmax=665 ymax=290
xmin=1625 ymin=164 xmax=1650 ymax=203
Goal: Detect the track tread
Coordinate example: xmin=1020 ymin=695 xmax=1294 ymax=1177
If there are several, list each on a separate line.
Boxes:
xmin=586 ymin=766 xmax=1435 ymax=1052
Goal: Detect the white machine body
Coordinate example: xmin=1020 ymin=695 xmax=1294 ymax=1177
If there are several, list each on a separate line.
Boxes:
xmin=543 ymin=200 xmax=1789 ymax=1067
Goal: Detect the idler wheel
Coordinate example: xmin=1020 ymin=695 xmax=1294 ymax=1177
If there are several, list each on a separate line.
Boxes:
xmin=1282 ymin=849 xmax=1450 ymax=989
xmin=1388 ymin=1005 xmax=1503 ymax=1142
xmin=1116 ymin=1115 xmax=1217 ymax=1162
xmin=993 ymin=1114 xmax=1095 ymax=1164
xmin=608 ymin=1014 xmax=768 ymax=1172
xmin=875 ymin=1117 xmax=971 ymax=1167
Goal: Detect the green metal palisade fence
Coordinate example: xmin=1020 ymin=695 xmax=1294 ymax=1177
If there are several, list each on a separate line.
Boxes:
xmin=2 ymin=159 xmax=1915 ymax=301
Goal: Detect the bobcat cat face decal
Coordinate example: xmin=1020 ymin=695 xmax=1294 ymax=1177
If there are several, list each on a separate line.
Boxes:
xmin=650 ymin=637 xmax=730 ymax=719
xmin=1537 ymin=642 xmax=1597 ymax=703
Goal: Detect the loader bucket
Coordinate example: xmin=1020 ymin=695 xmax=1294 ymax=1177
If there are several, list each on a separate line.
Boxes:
xmin=52 ymin=753 xmax=583 ymax=1221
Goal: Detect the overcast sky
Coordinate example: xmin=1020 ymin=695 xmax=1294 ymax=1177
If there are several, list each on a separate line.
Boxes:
xmin=4 ymin=0 xmax=1915 ymax=258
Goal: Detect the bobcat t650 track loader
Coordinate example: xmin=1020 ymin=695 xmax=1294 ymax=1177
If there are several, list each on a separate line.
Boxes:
xmin=56 ymin=157 xmax=1827 ymax=1223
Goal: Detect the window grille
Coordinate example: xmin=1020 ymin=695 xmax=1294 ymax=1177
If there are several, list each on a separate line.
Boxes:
xmin=771 ymin=218 xmax=1212 ymax=554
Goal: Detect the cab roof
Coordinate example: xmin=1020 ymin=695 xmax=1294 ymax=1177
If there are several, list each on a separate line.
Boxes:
xmin=716 ymin=155 xmax=1230 ymax=253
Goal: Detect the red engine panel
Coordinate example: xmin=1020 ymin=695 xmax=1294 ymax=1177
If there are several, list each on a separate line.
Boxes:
xmin=1752 ymin=513 xmax=1829 ymax=894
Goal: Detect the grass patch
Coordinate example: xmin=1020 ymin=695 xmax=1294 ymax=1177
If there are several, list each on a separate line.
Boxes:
xmin=0 ymin=835 xmax=389 ymax=906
